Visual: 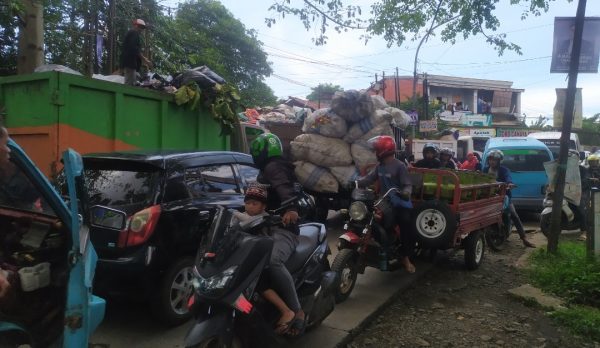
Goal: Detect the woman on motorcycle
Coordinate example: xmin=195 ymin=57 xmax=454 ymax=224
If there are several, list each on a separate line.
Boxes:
xmin=483 ymin=150 xmax=535 ymax=248
xmin=357 ymin=136 xmax=416 ymax=273
xmin=250 ymin=134 xmax=305 ymax=335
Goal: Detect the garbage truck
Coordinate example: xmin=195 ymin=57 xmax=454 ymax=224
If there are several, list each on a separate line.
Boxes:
xmin=0 ymin=71 xmax=263 ymax=177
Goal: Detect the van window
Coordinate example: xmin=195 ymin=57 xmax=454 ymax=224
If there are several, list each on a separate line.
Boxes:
xmin=501 ymin=149 xmax=551 ymax=172
xmin=0 ymin=160 xmax=56 ymax=215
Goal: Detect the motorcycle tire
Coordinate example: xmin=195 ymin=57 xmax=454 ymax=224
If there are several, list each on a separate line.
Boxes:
xmin=485 ymin=224 xmax=506 ymax=252
xmin=464 ymin=230 xmax=485 ymax=270
xmin=331 ymin=249 xmax=359 ymax=304
xmin=412 ymin=200 xmax=456 ymax=248
xmin=153 ymin=257 xmax=195 ymax=327
xmin=188 ymin=336 xmax=242 ymax=348
xmin=541 ymin=212 xmax=580 ymax=238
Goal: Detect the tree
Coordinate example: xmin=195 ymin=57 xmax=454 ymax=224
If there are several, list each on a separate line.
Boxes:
xmin=582 ymin=113 xmax=600 ymax=133
xmin=267 ymin=0 xmax=563 ymax=101
xmin=306 ymin=83 xmax=343 ymax=101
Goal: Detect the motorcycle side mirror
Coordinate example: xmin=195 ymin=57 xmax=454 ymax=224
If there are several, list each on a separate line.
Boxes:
xmin=580 ymin=151 xmax=586 ymax=161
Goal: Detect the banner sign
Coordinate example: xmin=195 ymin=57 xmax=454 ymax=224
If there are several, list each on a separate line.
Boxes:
xmin=553 ymin=88 xmax=583 ymax=129
xmin=419 ymin=120 xmax=438 ymax=132
xmin=458 ymin=128 xmax=496 ymax=137
xmin=408 ymin=111 xmax=419 ymax=126
xmin=459 ymin=113 xmax=492 ymax=127
xmin=496 ymin=128 xmax=535 ymax=137
xmin=550 ymin=17 xmax=600 ymax=73
xmin=438 ymin=110 xmax=464 ymax=122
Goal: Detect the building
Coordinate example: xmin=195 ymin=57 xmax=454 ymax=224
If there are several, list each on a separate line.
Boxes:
xmin=367 ymin=74 xmax=525 ymax=127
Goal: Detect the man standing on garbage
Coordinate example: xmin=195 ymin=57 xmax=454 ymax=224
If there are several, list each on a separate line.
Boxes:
xmin=121 ymin=19 xmax=152 ymax=86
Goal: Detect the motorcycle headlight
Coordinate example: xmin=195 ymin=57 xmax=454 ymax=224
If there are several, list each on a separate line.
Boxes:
xmin=194 ymin=265 xmax=238 ymax=295
xmin=349 ymin=201 xmax=368 ymax=221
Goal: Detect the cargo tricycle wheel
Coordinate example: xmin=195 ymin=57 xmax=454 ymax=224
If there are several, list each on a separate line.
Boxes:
xmin=412 ymin=200 xmax=456 ymax=248
xmin=331 ymin=249 xmax=358 ymax=303
xmin=485 ymin=224 xmax=506 ymax=252
xmin=464 ymin=230 xmax=485 ymax=270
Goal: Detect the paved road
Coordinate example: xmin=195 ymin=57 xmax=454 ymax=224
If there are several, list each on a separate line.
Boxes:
xmin=91 ymin=213 xmax=542 ymax=348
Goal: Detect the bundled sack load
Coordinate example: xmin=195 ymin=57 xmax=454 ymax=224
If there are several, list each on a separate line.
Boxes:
xmin=330 ymin=90 xmax=375 ymax=123
xmin=387 ymin=107 xmax=411 ymax=129
xmin=259 ymin=104 xmax=299 ymax=123
xmin=294 ymin=161 xmax=339 ymax=193
xmin=302 ymin=108 xmax=347 ymax=139
xmin=330 ymin=165 xmax=360 ymax=188
xmin=344 ymin=109 xmax=393 ymax=143
xmin=351 ymin=142 xmax=378 ymax=170
xmin=371 ymin=95 xmax=389 ymax=110
xmin=290 ymin=134 xmax=353 ymax=167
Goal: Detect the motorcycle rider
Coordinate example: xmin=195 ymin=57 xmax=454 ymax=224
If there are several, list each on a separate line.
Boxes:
xmin=231 ymin=183 xmax=300 ymax=335
xmin=483 ymin=150 xmax=535 ymax=248
xmin=588 ymin=153 xmax=600 ymax=181
xmin=414 ymin=143 xmax=441 ymax=169
xmin=249 ymin=133 xmax=305 ymax=334
xmin=357 ymin=136 xmax=416 ymax=273
xmin=439 ymin=148 xmax=456 ymax=169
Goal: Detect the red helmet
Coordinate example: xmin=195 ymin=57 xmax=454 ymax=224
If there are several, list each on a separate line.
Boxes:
xmin=368 ymin=136 xmax=396 ymax=160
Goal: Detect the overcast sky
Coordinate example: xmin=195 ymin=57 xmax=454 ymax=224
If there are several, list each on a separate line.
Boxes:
xmin=161 ymin=0 xmax=600 ymax=124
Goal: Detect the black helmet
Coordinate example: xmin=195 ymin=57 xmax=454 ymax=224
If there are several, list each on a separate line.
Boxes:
xmin=440 ymin=147 xmax=454 ymax=157
xmin=423 ymin=143 xmax=439 ymax=156
xmin=486 ymin=149 xmax=504 ymax=161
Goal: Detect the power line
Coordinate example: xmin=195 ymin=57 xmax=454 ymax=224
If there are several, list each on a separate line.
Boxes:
xmin=420 ymin=56 xmax=551 ymax=67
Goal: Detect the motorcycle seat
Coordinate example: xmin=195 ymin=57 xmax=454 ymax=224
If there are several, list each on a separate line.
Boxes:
xmin=285 ymin=224 xmax=321 ymax=272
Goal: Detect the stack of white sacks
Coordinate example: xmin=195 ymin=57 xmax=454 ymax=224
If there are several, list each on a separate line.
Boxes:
xmin=291 ymin=90 xmax=411 ymax=193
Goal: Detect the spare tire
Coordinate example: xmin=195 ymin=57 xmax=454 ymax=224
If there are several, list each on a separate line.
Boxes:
xmin=412 ymin=200 xmax=456 ymax=248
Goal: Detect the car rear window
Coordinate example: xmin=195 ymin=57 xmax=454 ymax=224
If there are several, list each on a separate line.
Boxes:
xmin=500 ymin=149 xmax=551 ymax=172
xmin=85 ymin=169 xmax=159 ymax=207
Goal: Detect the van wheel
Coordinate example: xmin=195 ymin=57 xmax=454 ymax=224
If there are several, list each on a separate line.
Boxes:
xmin=153 ymin=257 xmax=195 ymax=326
xmin=464 ymin=231 xmax=485 ymax=270
xmin=412 ymin=200 xmax=456 ymax=248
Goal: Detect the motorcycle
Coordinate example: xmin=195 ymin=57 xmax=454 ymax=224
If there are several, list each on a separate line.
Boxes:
xmin=485 ymin=193 xmax=513 ymax=251
xmin=183 ymin=198 xmax=338 ymax=348
xmin=540 ymin=157 xmax=585 ymax=237
xmin=331 ymin=184 xmax=407 ymax=303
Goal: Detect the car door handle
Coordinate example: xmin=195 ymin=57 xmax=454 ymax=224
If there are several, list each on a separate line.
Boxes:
xmin=198 ymin=211 xmax=210 ymax=220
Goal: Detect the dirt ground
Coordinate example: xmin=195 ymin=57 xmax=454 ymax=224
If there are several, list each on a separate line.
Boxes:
xmin=348 ymin=231 xmax=597 ymax=348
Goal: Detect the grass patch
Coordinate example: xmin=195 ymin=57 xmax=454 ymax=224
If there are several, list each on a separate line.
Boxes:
xmin=529 ymin=241 xmax=600 ymax=307
xmin=529 ymin=241 xmax=600 ymax=342
xmin=551 ymin=306 xmax=600 ymax=342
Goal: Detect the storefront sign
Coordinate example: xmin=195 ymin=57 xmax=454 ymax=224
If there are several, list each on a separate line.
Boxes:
xmin=439 ymin=110 xmax=464 ymax=122
xmin=550 ymin=17 xmax=600 ymax=73
xmin=496 ymin=128 xmax=535 ymax=137
xmin=460 ymin=113 xmax=492 ymax=127
xmin=408 ymin=111 xmax=419 ymax=126
xmin=419 ymin=120 xmax=438 ymax=132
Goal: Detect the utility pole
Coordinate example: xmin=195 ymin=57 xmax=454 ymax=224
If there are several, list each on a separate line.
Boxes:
xmin=382 ymin=71 xmax=386 ymax=100
xmin=395 ymin=67 xmax=400 ymax=107
xmin=548 ymin=0 xmax=587 ymax=254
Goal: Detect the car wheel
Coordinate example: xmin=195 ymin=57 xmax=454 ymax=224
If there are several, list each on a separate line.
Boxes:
xmin=412 ymin=200 xmax=456 ymax=248
xmin=464 ymin=230 xmax=485 ymax=270
xmin=153 ymin=257 xmax=195 ymax=326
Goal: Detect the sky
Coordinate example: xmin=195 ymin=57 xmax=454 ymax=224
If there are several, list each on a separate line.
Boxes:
xmin=160 ymin=0 xmax=600 ymax=124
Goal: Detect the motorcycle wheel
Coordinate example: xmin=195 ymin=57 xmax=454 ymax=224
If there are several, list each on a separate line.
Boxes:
xmin=464 ymin=230 xmax=485 ymax=270
xmin=540 ymin=214 xmax=551 ymax=238
xmin=331 ymin=249 xmax=358 ymax=304
xmin=485 ymin=224 xmax=506 ymax=252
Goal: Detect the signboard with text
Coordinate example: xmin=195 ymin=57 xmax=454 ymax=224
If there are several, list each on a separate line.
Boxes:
xmin=550 ymin=17 xmax=600 ymax=73
xmin=496 ymin=128 xmax=535 ymax=137
xmin=457 ymin=128 xmax=496 ymax=137
xmin=419 ymin=120 xmax=438 ymax=132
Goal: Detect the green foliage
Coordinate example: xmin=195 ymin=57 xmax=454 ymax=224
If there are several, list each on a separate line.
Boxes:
xmin=550 ymin=306 xmax=600 ymax=342
xmin=1 ymin=0 xmax=277 ymax=107
xmin=583 ymin=114 xmax=600 ymax=133
xmin=267 ymin=0 xmax=569 ymax=55
xmin=174 ymin=82 xmax=242 ymax=135
xmin=306 ymin=83 xmax=344 ymax=101
xmin=529 ymin=242 xmax=600 ymax=307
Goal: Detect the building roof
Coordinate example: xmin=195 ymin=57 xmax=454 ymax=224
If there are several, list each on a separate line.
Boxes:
xmin=376 ymin=74 xmax=524 ymax=93
xmin=284 ymin=96 xmax=318 ymax=111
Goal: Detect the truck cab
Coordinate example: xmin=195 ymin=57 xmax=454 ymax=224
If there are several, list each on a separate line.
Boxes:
xmin=0 ymin=139 xmax=107 ymax=347
xmin=528 ymin=132 xmax=582 ymax=160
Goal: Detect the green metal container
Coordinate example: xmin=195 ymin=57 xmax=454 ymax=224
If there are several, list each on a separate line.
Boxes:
xmin=0 ymin=71 xmax=228 ymax=176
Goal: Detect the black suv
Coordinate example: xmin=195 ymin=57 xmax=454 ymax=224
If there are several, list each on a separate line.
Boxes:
xmin=81 ymin=150 xmax=259 ymax=326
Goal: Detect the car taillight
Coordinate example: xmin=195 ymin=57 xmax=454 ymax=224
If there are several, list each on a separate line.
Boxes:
xmin=118 ymin=205 xmax=161 ymax=247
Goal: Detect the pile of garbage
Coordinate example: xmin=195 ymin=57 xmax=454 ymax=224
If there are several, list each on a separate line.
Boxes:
xmin=290 ymin=90 xmax=411 ymax=193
